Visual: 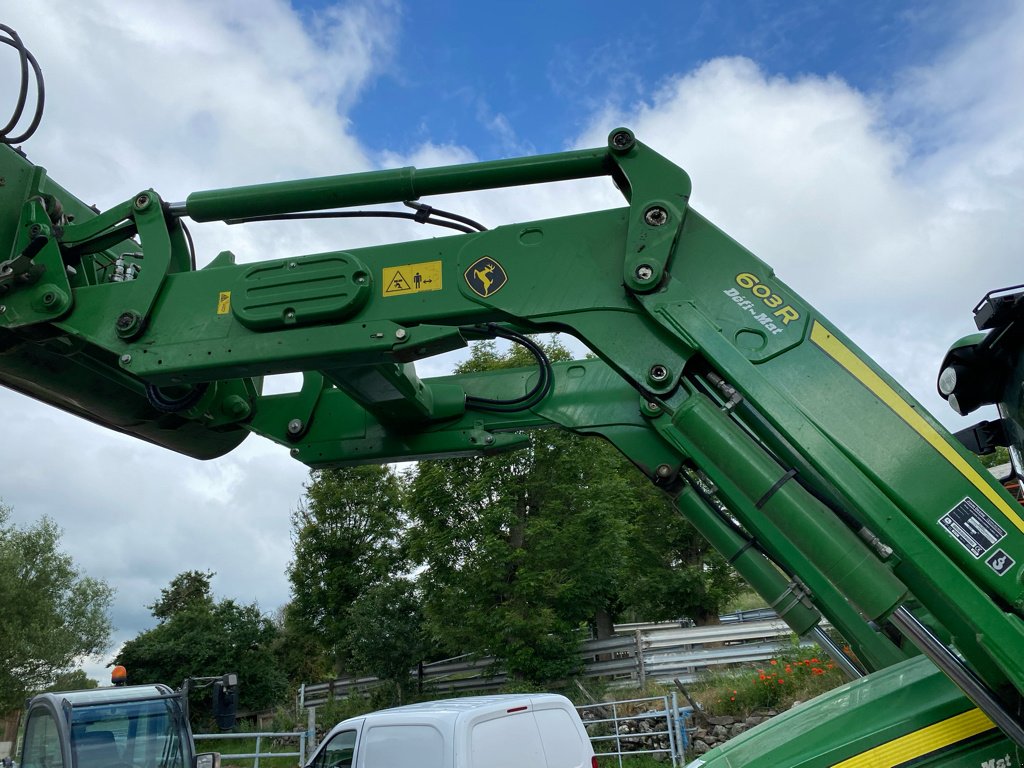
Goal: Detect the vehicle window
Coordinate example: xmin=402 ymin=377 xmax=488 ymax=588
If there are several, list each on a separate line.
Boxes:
xmin=21 ymin=709 xmax=65 ymax=768
xmin=363 ymin=725 xmax=443 ymax=768
xmin=70 ymin=699 xmax=186 ymax=768
xmin=534 ymin=709 xmax=587 ymax=768
xmin=312 ymin=730 xmax=356 ymax=768
xmin=471 ymin=714 xmax=544 ymax=768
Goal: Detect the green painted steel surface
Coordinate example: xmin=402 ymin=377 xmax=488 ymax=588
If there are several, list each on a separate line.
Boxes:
xmin=690 ymin=656 xmax=1013 ymax=768
xmin=675 ymin=485 xmax=822 ymax=636
xmin=183 ymin=147 xmax=612 ymax=222
xmin=3 ymin=129 xmax=1024 ymax=757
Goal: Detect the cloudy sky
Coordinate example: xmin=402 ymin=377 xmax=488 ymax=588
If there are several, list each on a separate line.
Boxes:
xmin=2 ymin=0 xmax=1022 ymax=684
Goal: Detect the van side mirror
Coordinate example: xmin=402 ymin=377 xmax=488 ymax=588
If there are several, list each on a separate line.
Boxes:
xmin=194 ymin=753 xmax=221 ymax=768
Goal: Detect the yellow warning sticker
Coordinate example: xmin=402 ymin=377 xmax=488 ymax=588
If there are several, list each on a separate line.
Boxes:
xmin=382 ymin=260 xmax=443 ymax=297
xmin=217 ymin=291 xmax=231 ymax=314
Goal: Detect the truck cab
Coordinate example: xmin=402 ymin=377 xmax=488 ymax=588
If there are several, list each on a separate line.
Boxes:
xmin=18 ymin=676 xmax=225 ymax=768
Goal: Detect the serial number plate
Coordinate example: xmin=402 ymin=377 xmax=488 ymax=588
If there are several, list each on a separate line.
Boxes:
xmin=938 ymin=497 xmax=1007 ymax=559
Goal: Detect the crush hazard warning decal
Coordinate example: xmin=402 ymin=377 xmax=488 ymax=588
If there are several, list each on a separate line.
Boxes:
xmin=464 ymin=257 xmax=507 ymax=298
xmin=938 ymin=497 xmax=1007 ymax=559
xmin=381 ymin=260 xmax=442 ymax=297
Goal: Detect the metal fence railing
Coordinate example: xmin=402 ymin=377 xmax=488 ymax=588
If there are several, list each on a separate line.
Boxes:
xmin=193 ymin=730 xmax=307 ymax=768
xmin=577 ymin=694 xmax=691 ymax=767
xmin=300 ymin=611 xmax=809 ymax=705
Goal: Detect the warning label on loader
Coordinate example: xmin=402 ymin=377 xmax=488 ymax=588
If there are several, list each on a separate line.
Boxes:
xmin=938 ymin=497 xmax=1007 ymax=559
xmin=382 ymin=260 xmax=442 ymax=297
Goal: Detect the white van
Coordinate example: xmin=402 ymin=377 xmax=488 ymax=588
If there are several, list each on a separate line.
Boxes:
xmin=307 ymin=693 xmax=597 ymax=768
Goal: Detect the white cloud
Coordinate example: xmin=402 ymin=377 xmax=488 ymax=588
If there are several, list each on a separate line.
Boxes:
xmin=566 ymin=16 xmax=1024 ymax=421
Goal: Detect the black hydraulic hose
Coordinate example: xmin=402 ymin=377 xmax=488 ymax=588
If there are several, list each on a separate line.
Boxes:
xmin=224 ymin=209 xmax=481 ymax=234
xmin=459 ymin=324 xmax=554 ymax=412
xmin=1 ymin=24 xmax=45 ymax=145
xmin=0 ymin=25 xmax=29 ymax=137
xmin=179 ymin=218 xmax=198 ymax=270
xmin=403 ymin=200 xmax=487 ymax=232
xmin=145 ymin=382 xmax=209 ymax=414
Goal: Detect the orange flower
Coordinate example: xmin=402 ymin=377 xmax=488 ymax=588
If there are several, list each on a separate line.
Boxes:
xmin=759 ymin=674 xmax=766 ymax=680
xmin=770 ymin=659 xmax=778 ymax=666
xmin=785 ymin=665 xmax=792 ymax=673
xmin=777 ymin=678 xmax=785 ymax=684
xmin=811 ymin=658 xmax=819 ymax=663
xmin=812 ymin=668 xmax=824 ymax=675
xmin=730 ymin=696 xmax=735 ymax=701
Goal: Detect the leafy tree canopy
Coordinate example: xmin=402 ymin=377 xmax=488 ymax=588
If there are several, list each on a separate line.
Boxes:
xmin=0 ymin=504 xmax=113 ymax=710
xmin=272 ymin=604 xmax=333 ymax=687
xmin=406 ymin=338 xmax=741 ymax=684
xmin=44 ymin=669 xmax=100 ymax=693
xmin=345 ymin=577 xmax=428 ymax=702
xmin=978 ymin=446 xmax=1011 ymax=469
xmin=287 ymin=464 xmax=407 ymax=672
xmin=149 ymin=569 xmax=215 ymax=620
xmin=115 ymin=571 xmax=285 ymax=719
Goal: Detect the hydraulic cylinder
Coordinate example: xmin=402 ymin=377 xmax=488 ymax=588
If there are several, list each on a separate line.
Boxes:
xmin=671 ymin=392 xmax=907 ymax=622
xmin=675 ymin=484 xmax=820 ymax=636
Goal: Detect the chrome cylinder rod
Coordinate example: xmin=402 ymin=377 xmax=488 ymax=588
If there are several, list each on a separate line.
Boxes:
xmin=890 ymin=605 xmax=1024 ymax=748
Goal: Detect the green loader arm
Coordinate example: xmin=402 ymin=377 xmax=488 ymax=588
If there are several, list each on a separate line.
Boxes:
xmin=3 ymin=128 xmax=1024 ymax=766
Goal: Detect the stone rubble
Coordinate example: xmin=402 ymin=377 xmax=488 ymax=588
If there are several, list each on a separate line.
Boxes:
xmin=688 ymin=710 xmax=779 ymax=755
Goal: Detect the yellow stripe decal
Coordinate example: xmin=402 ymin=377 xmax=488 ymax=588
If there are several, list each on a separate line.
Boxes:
xmin=832 ymin=709 xmax=995 ymax=767
xmin=811 ymin=321 xmax=1024 ymax=535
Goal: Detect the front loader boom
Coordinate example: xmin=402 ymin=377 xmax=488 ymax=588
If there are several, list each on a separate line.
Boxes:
xmin=4 ymin=119 xmax=1024 ymax=765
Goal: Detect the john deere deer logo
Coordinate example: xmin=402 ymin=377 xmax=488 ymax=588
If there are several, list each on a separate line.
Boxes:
xmin=475 ymin=263 xmax=496 ymax=294
xmin=465 ymin=257 xmax=507 ymax=298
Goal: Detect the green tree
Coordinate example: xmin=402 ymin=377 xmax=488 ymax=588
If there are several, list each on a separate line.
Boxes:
xmin=0 ymin=504 xmax=113 ymax=710
xmin=407 ymin=430 xmax=645 ymax=683
xmin=287 ymin=465 xmax=407 ymax=672
xmin=616 ymin=470 xmax=743 ymax=625
xmin=115 ymin=572 xmax=285 ymax=717
xmin=44 ymin=669 xmax=100 ymax=692
xmin=272 ymin=603 xmax=333 ymax=687
xmin=149 ymin=570 xmax=215 ymax=619
xmin=977 ymin=446 xmax=1011 ymax=469
xmin=345 ymin=577 xmax=427 ymax=703
xmin=406 ymin=339 xmax=739 ymax=684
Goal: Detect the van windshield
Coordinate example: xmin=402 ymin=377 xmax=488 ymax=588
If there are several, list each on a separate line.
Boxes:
xmin=70 ymin=698 xmax=187 ymax=768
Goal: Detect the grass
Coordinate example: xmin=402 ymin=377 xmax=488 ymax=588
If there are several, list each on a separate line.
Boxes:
xmin=721 ymin=589 xmax=770 ymax=614
xmin=594 ymin=756 xmax=666 ymax=767
xmin=194 ymin=733 xmax=307 ymax=768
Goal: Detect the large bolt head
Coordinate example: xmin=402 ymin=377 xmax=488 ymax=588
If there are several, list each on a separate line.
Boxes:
xmin=644 ymin=206 xmax=669 ymax=227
